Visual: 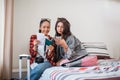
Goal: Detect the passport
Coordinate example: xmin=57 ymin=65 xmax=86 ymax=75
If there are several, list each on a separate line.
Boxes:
xmin=45 ymin=38 xmax=52 ymax=46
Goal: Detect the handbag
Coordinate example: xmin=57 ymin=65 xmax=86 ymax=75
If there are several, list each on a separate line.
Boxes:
xmin=35 ymin=56 xmax=44 ymax=63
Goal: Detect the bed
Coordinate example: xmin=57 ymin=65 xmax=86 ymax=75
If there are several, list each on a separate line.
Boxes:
xmin=39 ymin=42 xmax=120 ymax=80
xmin=29 ymin=39 xmax=120 ymax=80
xmin=39 ymin=59 xmax=120 ymax=80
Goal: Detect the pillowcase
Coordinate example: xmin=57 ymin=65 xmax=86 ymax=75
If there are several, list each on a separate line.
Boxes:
xmin=82 ymin=42 xmax=111 ymax=59
xmin=81 ymin=55 xmax=97 ymax=66
xmin=61 ymin=55 xmax=97 ymax=67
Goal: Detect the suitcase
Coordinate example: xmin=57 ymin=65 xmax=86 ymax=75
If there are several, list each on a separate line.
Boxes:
xmin=19 ymin=54 xmax=30 ymax=80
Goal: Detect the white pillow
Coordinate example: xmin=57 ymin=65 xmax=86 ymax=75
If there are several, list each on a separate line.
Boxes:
xmin=82 ymin=42 xmax=110 ymax=58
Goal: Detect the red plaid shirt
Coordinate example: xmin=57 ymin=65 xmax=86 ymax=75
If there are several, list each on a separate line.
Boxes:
xmin=29 ymin=34 xmax=56 ymax=66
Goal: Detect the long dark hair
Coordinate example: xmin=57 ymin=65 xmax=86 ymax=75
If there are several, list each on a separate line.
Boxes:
xmin=39 ymin=18 xmax=50 ymax=33
xmin=55 ymin=18 xmax=71 ymax=40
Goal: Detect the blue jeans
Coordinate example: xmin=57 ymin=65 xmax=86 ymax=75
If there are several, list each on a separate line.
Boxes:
xmin=25 ymin=61 xmax=52 ymax=80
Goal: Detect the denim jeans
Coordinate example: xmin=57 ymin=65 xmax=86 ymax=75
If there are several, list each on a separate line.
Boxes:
xmin=25 ymin=61 xmax=52 ymax=80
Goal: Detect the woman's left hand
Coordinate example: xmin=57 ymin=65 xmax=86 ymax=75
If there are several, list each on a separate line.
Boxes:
xmin=54 ymin=38 xmax=68 ymax=52
xmin=56 ymin=59 xmax=69 ymax=66
xmin=47 ymin=45 xmax=54 ymax=51
xmin=47 ymin=45 xmax=54 ymax=55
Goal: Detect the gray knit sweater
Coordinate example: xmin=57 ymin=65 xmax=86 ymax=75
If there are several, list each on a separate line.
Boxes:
xmin=65 ymin=35 xmax=87 ymax=60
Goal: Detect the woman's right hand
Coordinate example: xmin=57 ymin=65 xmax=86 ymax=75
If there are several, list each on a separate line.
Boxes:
xmin=33 ymin=39 xmax=40 ymax=51
xmin=34 ymin=39 xmax=40 ymax=46
xmin=54 ymin=38 xmax=68 ymax=52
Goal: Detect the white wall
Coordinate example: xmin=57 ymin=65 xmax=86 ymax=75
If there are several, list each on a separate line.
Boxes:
xmin=13 ymin=0 xmax=120 ymax=70
xmin=0 ymin=0 xmax=5 ymax=70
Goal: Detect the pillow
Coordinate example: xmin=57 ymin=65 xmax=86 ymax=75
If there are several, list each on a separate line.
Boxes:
xmin=82 ymin=42 xmax=107 ymax=49
xmin=61 ymin=55 xmax=97 ymax=67
xmin=82 ymin=42 xmax=111 ymax=59
xmin=81 ymin=55 xmax=98 ymax=66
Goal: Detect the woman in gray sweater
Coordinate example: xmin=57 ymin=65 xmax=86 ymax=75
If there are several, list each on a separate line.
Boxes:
xmin=54 ymin=18 xmax=88 ymax=66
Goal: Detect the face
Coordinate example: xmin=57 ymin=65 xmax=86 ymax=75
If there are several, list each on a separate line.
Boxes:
xmin=40 ymin=21 xmax=50 ymax=35
xmin=56 ymin=22 xmax=64 ymax=35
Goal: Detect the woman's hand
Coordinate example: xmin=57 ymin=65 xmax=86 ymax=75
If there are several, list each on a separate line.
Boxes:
xmin=47 ymin=45 xmax=54 ymax=55
xmin=33 ymin=39 xmax=40 ymax=51
xmin=54 ymin=38 xmax=68 ymax=52
xmin=56 ymin=59 xmax=69 ymax=66
xmin=34 ymin=39 xmax=40 ymax=46
xmin=56 ymin=59 xmax=64 ymax=66
xmin=47 ymin=45 xmax=54 ymax=51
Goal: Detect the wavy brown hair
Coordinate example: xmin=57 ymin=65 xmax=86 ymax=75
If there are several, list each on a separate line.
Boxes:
xmin=55 ymin=18 xmax=71 ymax=40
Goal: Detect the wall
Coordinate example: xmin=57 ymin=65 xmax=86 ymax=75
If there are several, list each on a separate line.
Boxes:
xmin=13 ymin=0 xmax=120 ymax=70
xmin=0 ymin=0 xmax=5 ymax=77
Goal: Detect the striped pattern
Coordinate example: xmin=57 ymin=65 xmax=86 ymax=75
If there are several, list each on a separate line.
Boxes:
xmin=82 ymin=42 xmax=110 ymax=59
xmin=40 ymin=60 xmax=120 ymax=80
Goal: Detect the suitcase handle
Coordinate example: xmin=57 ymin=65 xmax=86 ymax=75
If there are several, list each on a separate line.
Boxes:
xmin=19 ymin=54 xmax=30 ymax=80
xmin=19 ymin=54 xmax=30 ymax=59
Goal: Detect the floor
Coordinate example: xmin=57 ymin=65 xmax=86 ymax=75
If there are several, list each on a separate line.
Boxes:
xmin=12 ymin=71 xmax=27 ymax=80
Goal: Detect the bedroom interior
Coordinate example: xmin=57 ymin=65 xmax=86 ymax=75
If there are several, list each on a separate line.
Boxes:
xmin=0 ymin=0 xmax=120 ymax=79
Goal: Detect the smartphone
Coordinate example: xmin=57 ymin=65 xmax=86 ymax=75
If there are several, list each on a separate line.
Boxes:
xmin=55 ymin=36 xmax=61 ymax=39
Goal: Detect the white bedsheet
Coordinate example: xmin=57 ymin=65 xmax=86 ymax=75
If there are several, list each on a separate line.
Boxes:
xmin=39 ymin=59 xmax=120 ymax=80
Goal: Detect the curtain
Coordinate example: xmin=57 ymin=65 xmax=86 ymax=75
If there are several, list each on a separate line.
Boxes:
xmin=2 ymin=0 xmax=14 ymax=79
